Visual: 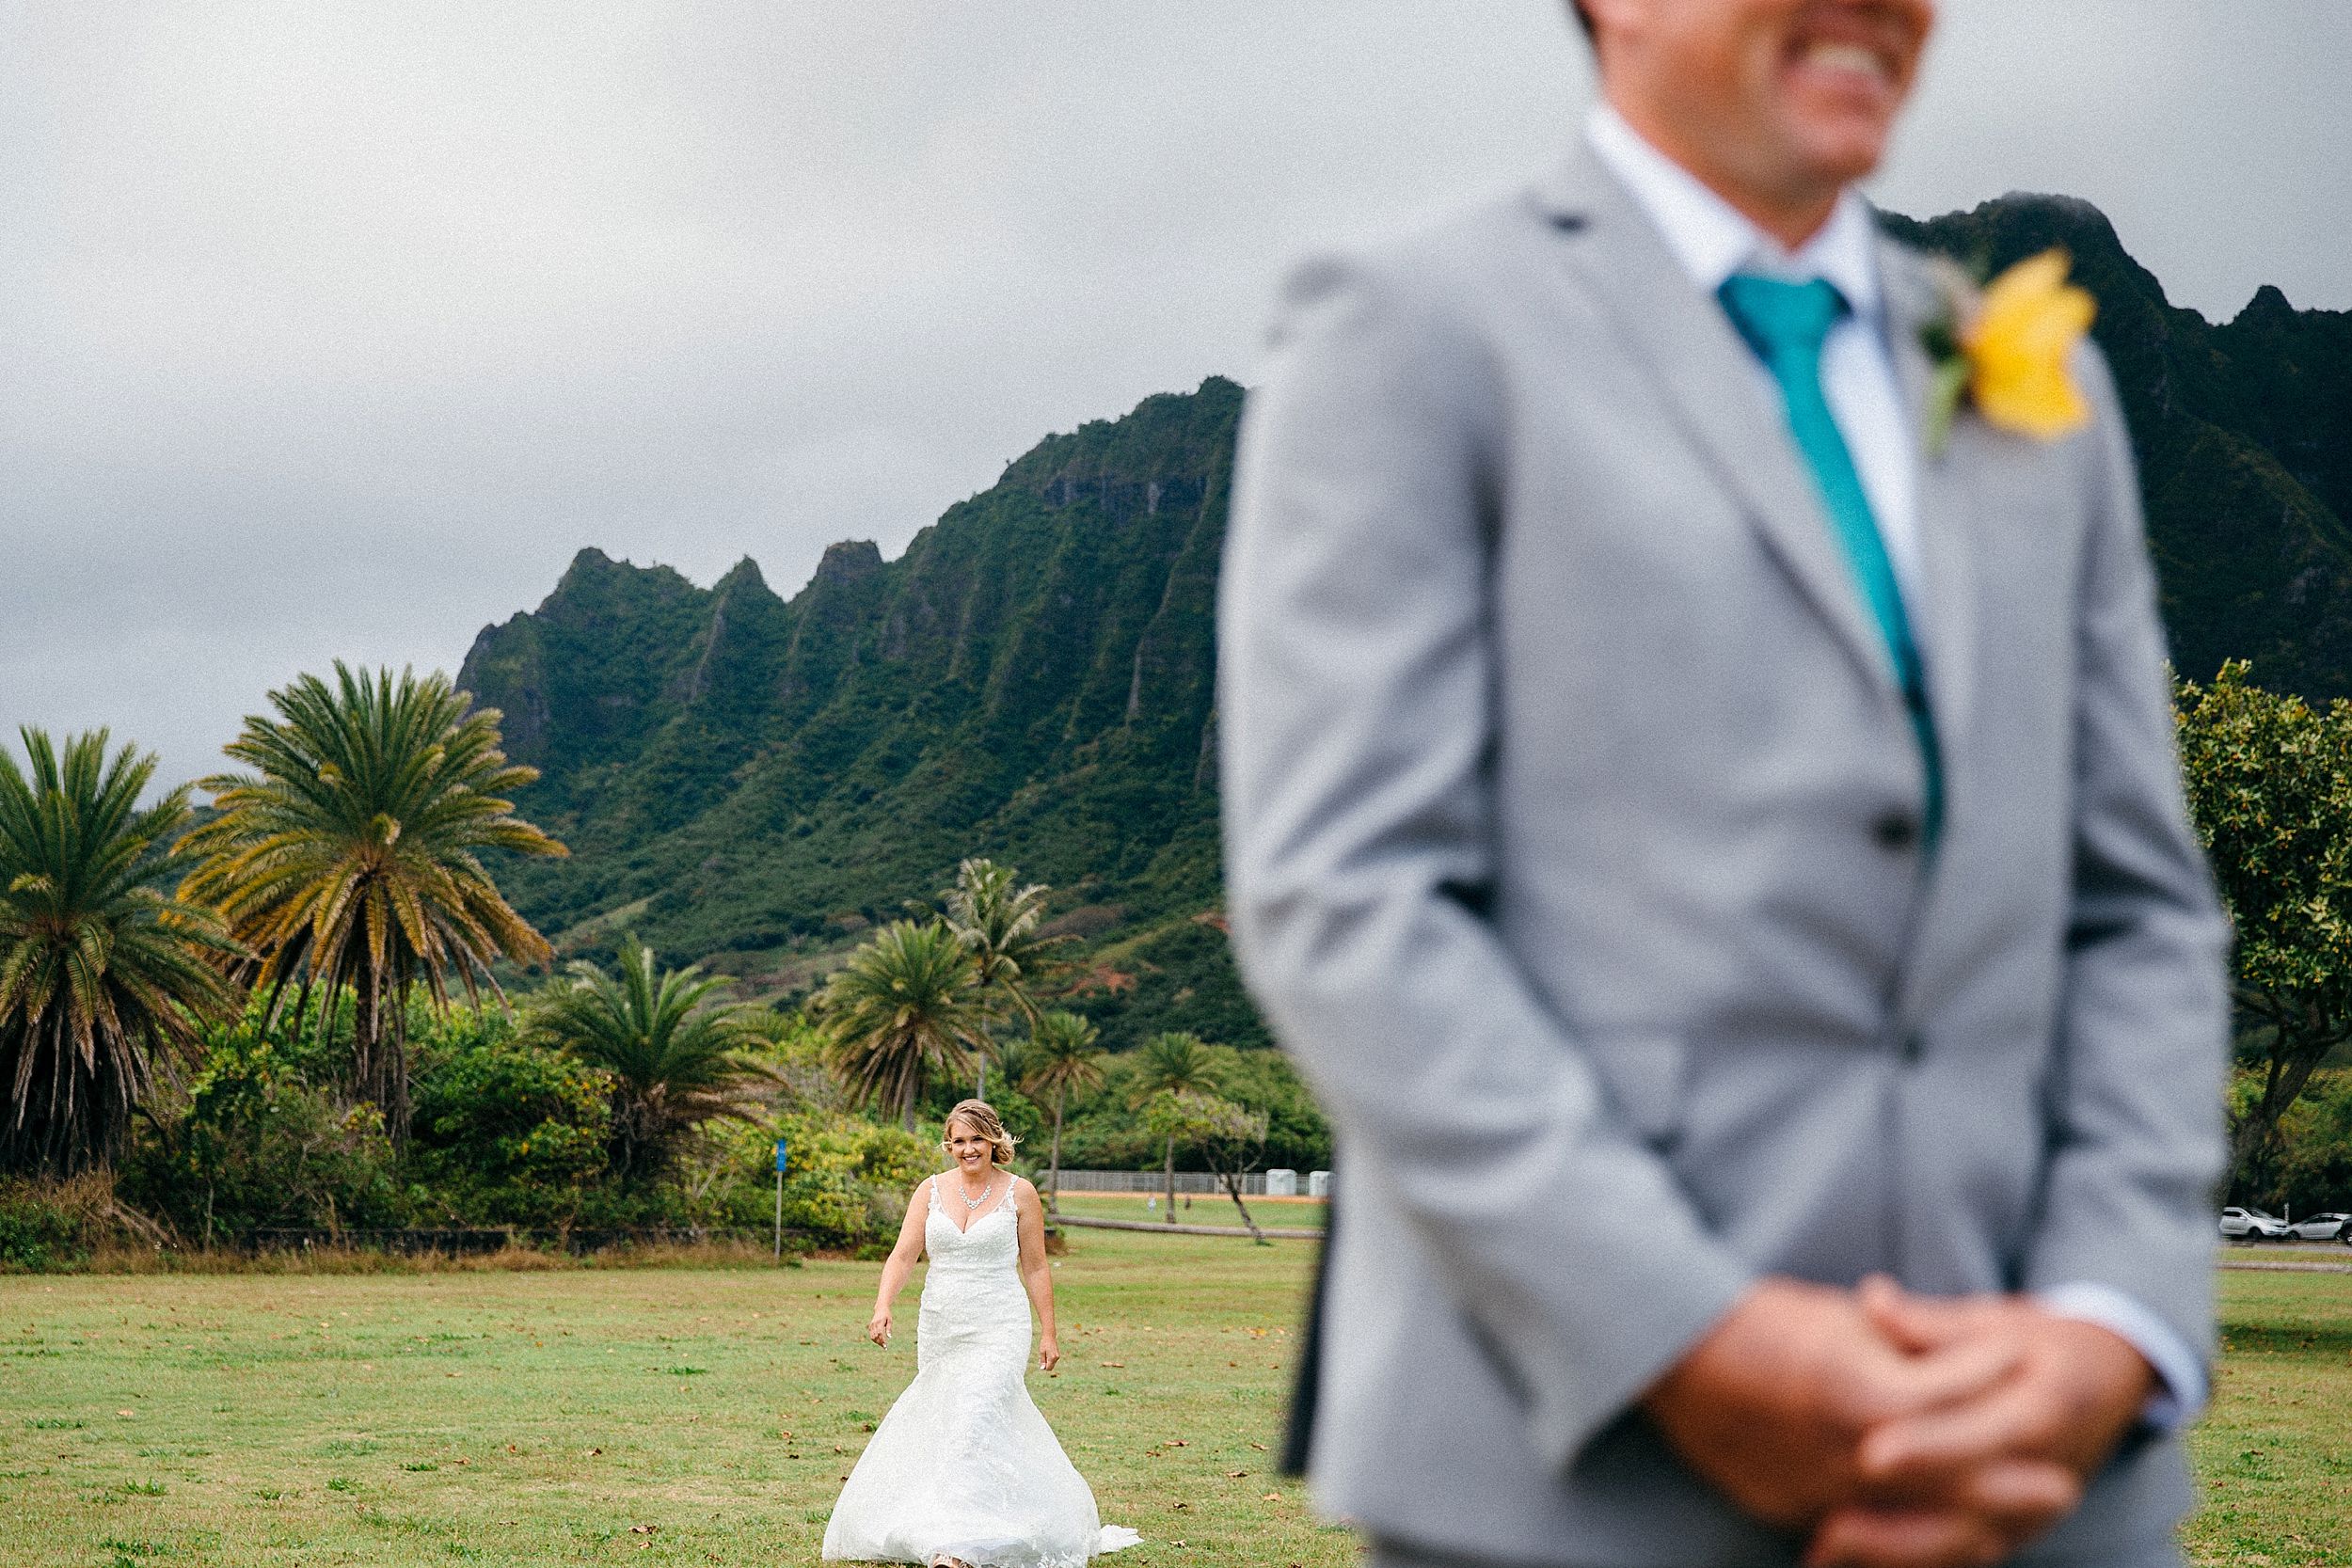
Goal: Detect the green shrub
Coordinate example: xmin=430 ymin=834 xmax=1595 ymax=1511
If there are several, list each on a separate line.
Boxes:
xmin=117 ymin=1000 xmax=403 ymax=1242
xmin=0 ymin=1179 xmax=89 ymax=1270
xmin=405 ymin=1008 xmax=613 ymax=1227
xmin=682 ymin=1104 xmax=933 ymax=1252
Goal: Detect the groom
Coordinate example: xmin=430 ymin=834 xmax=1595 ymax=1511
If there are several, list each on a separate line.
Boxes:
xmin=1217 ymin=2 xmax=2227 ymax=1565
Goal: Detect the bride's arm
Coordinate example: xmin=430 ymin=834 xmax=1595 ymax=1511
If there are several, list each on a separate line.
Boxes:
xmin=866 ymin=1177 xmax=931 ymax=1348
xmin=1013 ymin=1180 xmax=1060 ymax=1371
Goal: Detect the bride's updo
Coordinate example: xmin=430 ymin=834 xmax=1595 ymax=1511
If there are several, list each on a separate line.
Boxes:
xmin=942 ymin=1099 xmax=1020 ymax=1166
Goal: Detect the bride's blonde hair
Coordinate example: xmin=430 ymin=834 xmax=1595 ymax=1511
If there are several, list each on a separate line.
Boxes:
xmin=941 ymin=1100 xmax=1020 ymax=1166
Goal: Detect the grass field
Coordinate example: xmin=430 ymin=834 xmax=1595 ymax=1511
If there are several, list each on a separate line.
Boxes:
xmin=0 ymin=1227 xmax=1347 ymax=1568
xmin=4 ymin=1232 xmax=2347 ymax=1566
xmin=2188 ymin=1262 xmax=2352 ymax=1563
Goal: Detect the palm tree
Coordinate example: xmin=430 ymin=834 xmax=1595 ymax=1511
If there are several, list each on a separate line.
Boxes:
xmin=0 ymin=729 xmax=241 ymax=1175
xmin=179 ymin=663 xmax=565 ymax=1138
xmin=940 ymin=858 xmax=1070 ymax=1099
xmin=1131 ymin=1031 xmax=1220 ymax=1223
xmin=522 ymin=936 xmax=771 ymax=1185
xmin=1021 ymin=1010 xmax=1103 ymax=1216
xmin=813 ymin=920 xmax=990 ymax=1132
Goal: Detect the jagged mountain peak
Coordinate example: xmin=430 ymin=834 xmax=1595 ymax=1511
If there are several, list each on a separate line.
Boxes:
xmin=712 ymin=556 xmax=771 ymax=595
xmin=809 ymin=539 xmax=883 ymax=589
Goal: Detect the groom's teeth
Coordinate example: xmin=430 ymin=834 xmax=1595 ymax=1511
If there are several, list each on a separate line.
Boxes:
xmin=1803 ymin=41 xmax=1887 ymax=81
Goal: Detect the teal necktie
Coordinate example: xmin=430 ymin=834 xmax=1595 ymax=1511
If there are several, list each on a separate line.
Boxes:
xmin=1718 ymin=273 xmax=1942 ymax=842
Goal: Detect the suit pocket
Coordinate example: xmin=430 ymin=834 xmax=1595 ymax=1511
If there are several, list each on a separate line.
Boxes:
xmin=1581 ymin=1031 xmax=1689 ymax=1149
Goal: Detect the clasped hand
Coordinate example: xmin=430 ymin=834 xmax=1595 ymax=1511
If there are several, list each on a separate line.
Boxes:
xmin=1642 ymin=1276 xmax=2154 ymax=1568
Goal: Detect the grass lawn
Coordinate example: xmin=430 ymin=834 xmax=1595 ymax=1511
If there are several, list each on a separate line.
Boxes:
xmin=5 ymin=1234 xmax=2348 ymax=1566
xmin=0 ymin=1227 xmax=1348 ymax=1568
xmin=2185 ymin=1264 xmax=2352 ymax=1564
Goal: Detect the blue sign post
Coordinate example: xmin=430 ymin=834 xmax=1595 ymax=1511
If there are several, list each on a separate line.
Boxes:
xmin=772 ymin=1139 xmax=788 ymax=1260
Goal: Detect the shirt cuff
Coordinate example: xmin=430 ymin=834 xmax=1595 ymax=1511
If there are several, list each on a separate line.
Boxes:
xmin=2034 ymin=1282 xmax=2207 ymax=1432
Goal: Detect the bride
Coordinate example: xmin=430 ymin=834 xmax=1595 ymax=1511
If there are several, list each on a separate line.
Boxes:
xmin=822 ymin=1100 xmax=1142 ymax=1568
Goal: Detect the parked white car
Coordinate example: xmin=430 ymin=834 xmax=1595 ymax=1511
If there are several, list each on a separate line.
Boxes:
xmin=2283 ymin=1212 xmax=2352 ymax=1242
xmin=2220 ymin=1206 xmax=2292 ymax=1242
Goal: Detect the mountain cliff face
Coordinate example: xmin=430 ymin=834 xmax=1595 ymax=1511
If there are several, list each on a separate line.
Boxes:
xmin=461 ymin=197 xmax=2352 ymax=1045
xmin=461 ymin=379 xmax=1243 ymax=1045
xmin=1884 ymin=195 xmax=2352 ymax=699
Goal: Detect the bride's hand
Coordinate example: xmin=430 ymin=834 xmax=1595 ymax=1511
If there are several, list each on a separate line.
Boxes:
xmin=1038 ymin=1336 xmax=1060 ymax=1372
xmin=866 ymin=1310 xmax=891 ymax=1348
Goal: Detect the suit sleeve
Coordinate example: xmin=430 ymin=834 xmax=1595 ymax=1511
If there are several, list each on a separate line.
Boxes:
xmin=1217 ymin=253 xmax=1754 ymax=1472
xmin=2020 ymin=346 xmax=2230 ymax=1369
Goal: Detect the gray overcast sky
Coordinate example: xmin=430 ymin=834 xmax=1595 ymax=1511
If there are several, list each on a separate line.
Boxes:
xmin=5 ymin=2 xmax=2348 ymax=790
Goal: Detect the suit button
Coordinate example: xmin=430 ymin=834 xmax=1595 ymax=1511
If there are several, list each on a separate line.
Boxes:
xmin=1899 ymin=1033 xmax=1925 ymax=1066
xmin=1872 ymin=812 xmax=1920 ymax=851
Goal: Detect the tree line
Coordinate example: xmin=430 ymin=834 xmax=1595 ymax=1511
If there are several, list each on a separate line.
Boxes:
xmin=0 ymin=662 xmax=1320 ymax=1261
xmin=9 ymin=652 xmax=2347 ymax=1260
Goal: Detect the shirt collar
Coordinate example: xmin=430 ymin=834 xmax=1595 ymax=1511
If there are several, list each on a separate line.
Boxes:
xmin=1583 ymin=101 xmax=1883 ymax=324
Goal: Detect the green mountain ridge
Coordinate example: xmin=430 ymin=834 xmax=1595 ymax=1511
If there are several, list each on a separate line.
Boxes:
xmin=459 ymin=194 xmax=2352 ymax=1049
xmin=1884 ymin=194 xmax=2352 ymax=698
xmin=462 ymin=380 xmax=1247 ymax=1047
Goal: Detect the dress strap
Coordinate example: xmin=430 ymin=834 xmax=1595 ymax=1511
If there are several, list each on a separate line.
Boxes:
xmin=925 ymin=1176 xmax=940 ymax=1214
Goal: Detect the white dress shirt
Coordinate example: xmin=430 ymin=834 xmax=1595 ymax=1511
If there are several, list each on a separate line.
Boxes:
xmin=1584 ymin=101 xmax=2205 ymax=1429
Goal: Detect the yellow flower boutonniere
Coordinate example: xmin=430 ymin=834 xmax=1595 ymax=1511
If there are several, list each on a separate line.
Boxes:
xmin=1921 ymin=248 xmax=2098 ymax=458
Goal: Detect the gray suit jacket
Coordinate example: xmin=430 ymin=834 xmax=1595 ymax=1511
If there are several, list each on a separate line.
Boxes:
xmin=1216 ymin=144 xmax=2229 ymax=1567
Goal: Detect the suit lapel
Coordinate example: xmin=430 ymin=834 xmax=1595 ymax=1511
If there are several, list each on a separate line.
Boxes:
xmin=1533 ymin=148 xmax=1895 ymax=696
xmin=1878 ymin=237 xmax=1979 ymax=755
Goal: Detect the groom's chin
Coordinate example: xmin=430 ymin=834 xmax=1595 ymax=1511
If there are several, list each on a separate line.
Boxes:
xmin=1774 ymin=108 xmax=1899 ymax=191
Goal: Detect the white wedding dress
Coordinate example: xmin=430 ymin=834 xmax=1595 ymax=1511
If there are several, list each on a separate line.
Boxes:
xmin=822 ymin=1176 xmax=1142 ymax=1567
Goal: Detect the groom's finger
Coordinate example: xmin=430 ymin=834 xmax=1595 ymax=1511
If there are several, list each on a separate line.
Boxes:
xmin=1859 ymin=1278 xmax=2009 ymax=1354
xmin=1808 ymin=1458 xmax=2079 ymax=1568
xmin=1858 ymin=1376 xmax=2059 ymax=1482
xmin=1856 ymin=1326 xmax=2025 ymax=1419
xmin=1804 ymin=1502 xmax=2008 ymax=1568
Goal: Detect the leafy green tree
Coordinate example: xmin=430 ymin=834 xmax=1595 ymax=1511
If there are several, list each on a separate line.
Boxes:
xmin=0 ymin=729 xmax=240 ymax=1175
xmin=940 ymin=858 xmax=1070 ymax=1099
xmin=1019 ymin=1010 xmax=1104 ymax=1213
xmin=522 ymin=936 xmax=771 ymax=1185
xmin=2255 ymin=1067 xmax=2352 ymax=1219
xmin=1143 ymin=1088 xmax=1272 ymax=1242
xmin=2176 ymin=660 xmax=2352 ymax=1190
xmin=405 ymin=1006 xmax=612 ymax=1228
xmin=1131 ymin=1030 xmax=1220 ymax=1222
xmin=814 ymin=920 xmax=989 ymax=1132
xmin=180 ymin=663 xmax=566 ymax=1138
